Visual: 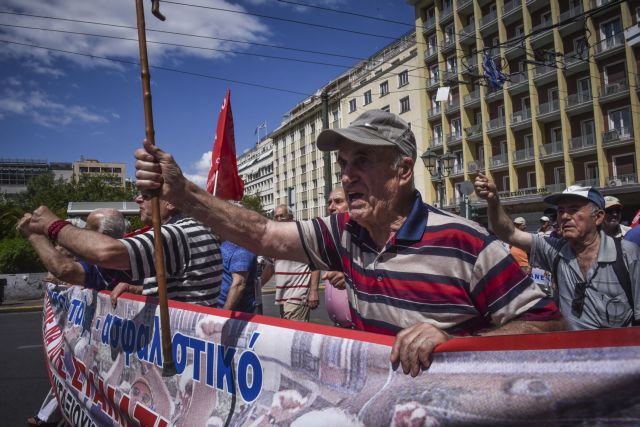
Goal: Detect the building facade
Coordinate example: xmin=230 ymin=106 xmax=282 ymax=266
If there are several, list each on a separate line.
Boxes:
xmin=237 ymin=137 xmax=275 ymax=214
xmin=73 ymin=159 xmax=126 ymax=187
xmin=409 ymin=0 xmax=640 ymax=219
xmin=0 ymin=159 xmax=73 ymax=194
xmin=270 ymin=31 xmax=426 ymax=220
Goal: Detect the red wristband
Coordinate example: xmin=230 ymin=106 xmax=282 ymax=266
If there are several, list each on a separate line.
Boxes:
xmin=47 ymin=219 xmax=72 ymax=241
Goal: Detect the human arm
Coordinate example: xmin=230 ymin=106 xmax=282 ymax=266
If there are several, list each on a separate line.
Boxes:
xmin=260 ymin=261 xmax=274 ymax=285
xmin=222 ymin=272 xmax=248 ymax=311
xmin=322 ymin=271 xmax=346 ymax=290
xmin=307 ymin=270 xmax=320 ymax=309
xmin=134 ymin=140 xmax=308 ymax=263
xmin=110 ymin=282 xmax=143 ymax=308
xmin=25 ymin=206 xmax=131 ymax=269
xmin=474 ymin=172 xmax=533 ymax=252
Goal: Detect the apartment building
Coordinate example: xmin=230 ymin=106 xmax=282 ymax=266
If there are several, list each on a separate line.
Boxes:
xmin=270 ymin=31 xmax=425 ymax=220
xmin=409 ymin=0 xmax=640 ymax=218
xmin=0 ymin=159 xmax=73 ymax=194
xmin=237 ymin=137 xmax=275 ymax=214
xmin=73 ymin=158 xmax=126 ymax=187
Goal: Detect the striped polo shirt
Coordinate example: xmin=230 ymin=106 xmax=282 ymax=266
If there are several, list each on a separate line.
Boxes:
xmin=297 ymin=191 xmax=559 ymax=336
xmin=273 ymin=259 xmax=313 ymax=306
xmin=120 ymin=216 xmax=222 ymax=306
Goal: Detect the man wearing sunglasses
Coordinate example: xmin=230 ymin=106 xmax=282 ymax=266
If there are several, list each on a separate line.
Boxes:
xmin=475 ymin=174 xmax=640 ymax=330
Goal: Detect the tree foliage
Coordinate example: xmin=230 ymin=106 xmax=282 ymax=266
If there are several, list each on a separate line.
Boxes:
xmin=241 ymin=193 xmax=266 ymax=216
xmin=0 ymin=237 xmax=45 ymax=273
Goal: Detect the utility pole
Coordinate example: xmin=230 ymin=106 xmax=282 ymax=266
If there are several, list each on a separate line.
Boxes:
xmin=321 ymin=91 xmax=331 ymax=207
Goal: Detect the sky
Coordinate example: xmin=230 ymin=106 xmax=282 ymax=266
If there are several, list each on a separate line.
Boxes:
xmin=0 ymin=0 xmax=416 ymax=187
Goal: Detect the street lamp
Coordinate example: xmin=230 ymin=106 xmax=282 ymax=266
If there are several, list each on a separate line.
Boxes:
xmin=420 ymin=148 xmax=456 ymax=208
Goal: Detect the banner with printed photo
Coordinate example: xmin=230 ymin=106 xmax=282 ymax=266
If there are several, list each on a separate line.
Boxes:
xmin=42 ymin=282 xmax=640 ymax=426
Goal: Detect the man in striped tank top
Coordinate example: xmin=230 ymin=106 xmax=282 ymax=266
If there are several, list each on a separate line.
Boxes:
xmin=134 ymin=110 xmax=565 ymax=377
xmin=26 ymin=194 xmax=222 ymax=307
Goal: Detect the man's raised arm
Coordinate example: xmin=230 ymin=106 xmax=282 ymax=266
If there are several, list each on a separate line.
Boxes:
xmin=134 ymin=140 xmax=308 ymax=263
xmin=474 ymin=172 xmax=533 ymax=252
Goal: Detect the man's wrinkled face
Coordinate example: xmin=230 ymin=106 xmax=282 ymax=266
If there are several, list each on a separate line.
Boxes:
xmin=556 ymin=197 xmax=603 ymax=241
xmin=337 ymin=144 xmax=405 ymax=227
xmin=135 ymin=194 xmax=171 ymax=225
xmin=327 ymin=189 xmax=348 ymax=215
xmin=274 ymin=207 xmax=292 ymax=222
xmin=604 ymin=206 xmax=622 ymax=229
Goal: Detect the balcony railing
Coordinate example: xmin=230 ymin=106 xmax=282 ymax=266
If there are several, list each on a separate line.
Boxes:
xmin=440 ymin=6 xmax=453 ymax=21
xmin=450 ymin=163 xmax=464 ymax=175
xmin=489 ymin=153 xmax=508 ymax=167
xmin=424 ymin=45 xmax=438 ymax=59
xmin=480 ymin=10 xmax=498 ymax=28
xmin=537 ymin=99 xmax=560 ymax=116
xmin=441 ymin=37 xmax=456 ymax=50
xmin=606 ymin=173 xmax=638 ymax=186
xmin=535 ymin=65 xmax=556 ymax=78
xmin=540 ymin=141 xmax=563 ymax=157
xmin=564 ymin=50 xmax=588 ymax=68
xmin=424 ymin=17 xmax=436 ymax=31
xmin=503 ymin=0 xmax=521 ymax=16
xmin=464 ymin=90 xmax=480 ymax=104
xmin=429 ymin=137 xmax=444 ymax=147
xmin=427 ymin=76 xmax=439 ymax=88
xmin=545 ymin=183 xmax=565 ymax=194
xmin=574 ymin=178 xmax=599 ymax=187
xmin=570 ymin=134 xmax=596 ymax=150
xmin=447 ymin=132 xmax=462 ymax=143
xmin=600 ymin=80 xmax=629 ymax=98
xmin=458 ymin=0 xmax=472 ymax=10
xmin=465 ymin=123 xmax=482 ymax=138
xmin=594 ymin=33 xmax=625 ymax=54
xmin=443 ymin=69 xmax=458 ymax=81
xmin=559 ymin=4 xmax=583 ymax=23
xmin=467 ymin=160 xmax=484 ymax=173
xmin=511 ymin=109 xmax=531 ymax=124
xmin=530 ymin=20 xmax=553 ymax=41
xmin=509 ymin=72 xmax=528 ymax=88
xmin=602 ymin=127 xmax=632 ymax=144
xmin=460 ymin=22 xmax=475 ymax=40
xmin=566 ymin=91 xmax=592 ymax=108
xmin=428 ymin=105 xmax=441 ymax=117
xmin=513 ymin=147 xmax=535 ymax=162
xmin=487 ymin=117 xmax=506 ymax=131
xmin=445 ymin=98 xmax=460 ymax=112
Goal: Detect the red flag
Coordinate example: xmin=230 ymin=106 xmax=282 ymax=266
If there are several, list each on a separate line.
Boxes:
xmin=206 ymin=89 xmax=244 ymax=200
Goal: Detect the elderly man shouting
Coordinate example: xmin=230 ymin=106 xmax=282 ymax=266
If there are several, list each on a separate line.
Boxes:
xmin=134 ymin=110 xmax=563 ymax=377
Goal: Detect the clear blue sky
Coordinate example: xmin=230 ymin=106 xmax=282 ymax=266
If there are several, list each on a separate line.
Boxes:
xmin=0 ymin=0 xmax=416 ymax=186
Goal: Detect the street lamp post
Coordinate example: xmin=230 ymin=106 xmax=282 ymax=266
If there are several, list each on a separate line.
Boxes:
xmin=420 ymin=148 xmax=456 ymax=208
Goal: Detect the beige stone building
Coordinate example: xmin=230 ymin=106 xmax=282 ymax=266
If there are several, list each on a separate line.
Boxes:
xmin=73 ymin=158 xmax=126 ymax=187
xmin=408 ymin=0 xmax=640 ymax=222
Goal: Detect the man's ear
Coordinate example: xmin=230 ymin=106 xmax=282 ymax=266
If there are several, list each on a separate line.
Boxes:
xmin=398 ymin=157 xmax=414 ymax=181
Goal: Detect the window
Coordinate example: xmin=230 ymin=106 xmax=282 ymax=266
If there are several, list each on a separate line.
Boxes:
xmin=363 ymin=90 xmax=372 ymax=105
xmin=554 ymin=167 xmax=565 ymax=185
xmin=349 ymin=98 xmax=357 ymax=113
xmin=450 ymin=118 xmax=461 ymax=136
xmin=380 ymin=105 xmax=390 ymax=113
xmin=551 ymin=127 xmax=562 ymax=143
xmin=400 ymin=96 xmax=411 ymax=113
xmin=584 ymin=161 xmax=599 ymax=184
xmin=612 ymin=153 xmax=636 ymax=180
xmin=527 ymin=171 xmax=536 ymax=188
xmin=430 ymin=64 xmax=439 ymax=80
xmin=444 ymin=24 xmax=455 ymax=43
xmin=608 ymin=108 xmax=631 ymax=134
xmin=398 ymin=70 xmax=409 ymax=87
xmin=380 ymin=81 xmax=389 ymax=96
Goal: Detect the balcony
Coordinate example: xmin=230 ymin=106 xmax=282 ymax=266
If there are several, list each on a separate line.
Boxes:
xmin=559 ymin=5 xmax=584 ymax=33
xmin=510 ymin=109 xmax=531 ymax=129
xmin=423 ymin=17 xmax=436 ymax=33
xmin=450 ymin=163 xmax=465 ymax=177
xmin=480 ymin=10 xmax=498 ymax=31
xmin=459 ymin=22 xmax=476 ymax=45
xmin=427 ymin=76 xmax=440 ymax=89
xmin=464 ymin=89 xmax=481 ymax=107
xmin=504 ymin=39 xmax=524 ymax=59
xmin=447 ymin=132 xmax=463 ymax=146
xmin=502 ymin=0 xmax=522 ymax=23
xmin=429 ymin=137 xmax=444 ymax=148
xmin=563 ymin=51 xmax=589 ymax=75
xmin=489 ymin=153 xmax=508 ymax=169
xmin=574 ymin=178 xmax=599 ymax=187
xmin=565 ymin=91 xmax=592 ymax=115
xmin=424 ymin=45 xmax=438 ymax=61
xmin=487 ymin=116 xmax=506 ymax=133
xmin=462 ymin=55 xmax=478 ymax=74
xmin=445 ymin=98 xmax=460 ymax=114
xmin=599 ymin=81 xmax=629 ymax=102
xmin=465 ymin=124 xmax=483 ymax=141
xmin=602 ymin=127 xmax=633 ymax=147
xmin=594 ymin=33 xmax=625 ymax=58
xmin=440 ymin=6 xmax=454 ymax=22
xmin=534 ymin=64 xmax=556 ymax=85
xmin=427 ymin=105 xmax=441 ymax=119
xmin=545 ymin=183 xmax=565 ymax=194
xmin=467 ymin=159 xmax=484 ymax=173
xmin=605 ymin=173 xmax=638 ymax=187
xmin=441 ymin=37 xmax=456 ymax=53
xmin=485 ymin=87 xmax=503 ymax=102
xmin=540 ymin=141 xmax=564 ymax=159
xmin=530 ymin=20 xmax=554 ymax=45
xmin=513 ymin=147 xmax=535 ymax=164
xmin=443 ymin=68 xmax=458 ymax=82
xmin=569 ymin=134 xmax=596 ymax=154
xmin=508 ymin=72 xmax=529 ymax=93
xmin=458 ymin=0 xmax=473 ymax=13
xmin=537 ymin=99 xmax=560 ymax=121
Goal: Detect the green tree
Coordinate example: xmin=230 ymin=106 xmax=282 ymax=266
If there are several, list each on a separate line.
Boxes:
xmin=0 ymin=237 xmax=45 ymax=273
xmin=241 ymin=193 xmax=265 ymax=216
xmin=0 ymin=199 xmax=24 ymax=239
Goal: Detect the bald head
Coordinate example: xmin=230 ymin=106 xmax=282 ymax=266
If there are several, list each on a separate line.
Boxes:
xmin=86 ymin=208 xmax=126 ymax=238
xmin=274 ymin=204 xmax=293 ymax=222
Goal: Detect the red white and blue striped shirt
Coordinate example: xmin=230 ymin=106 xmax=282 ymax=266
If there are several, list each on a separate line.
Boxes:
xmin=297 ymin=191 xmax=559 ymax=336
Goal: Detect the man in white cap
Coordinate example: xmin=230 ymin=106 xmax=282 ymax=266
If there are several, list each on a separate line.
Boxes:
xmin=603 ymin=196 xmax=630 ymax=239
xmin=475 ymin=173 xmax=640 ymax=330
xmin=134 ymin=109 xmax=563 ymax=377
xmin=538 ymin=215 xmax=553 ymax=237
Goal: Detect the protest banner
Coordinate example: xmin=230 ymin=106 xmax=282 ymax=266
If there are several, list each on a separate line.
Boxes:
xmin=43 ymin=282 xmax=640 ymax=426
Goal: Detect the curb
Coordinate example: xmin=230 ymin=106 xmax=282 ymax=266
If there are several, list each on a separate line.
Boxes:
xmin=0 ymin=304 xmax=43 ymax=314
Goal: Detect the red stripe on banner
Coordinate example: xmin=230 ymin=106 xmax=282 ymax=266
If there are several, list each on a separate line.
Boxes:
xmin=102 ymin=291 xmax=640 ymax=351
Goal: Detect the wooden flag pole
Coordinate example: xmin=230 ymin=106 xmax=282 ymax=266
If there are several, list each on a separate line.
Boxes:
xmin=134 ymin=0 xmax=176 ymax=377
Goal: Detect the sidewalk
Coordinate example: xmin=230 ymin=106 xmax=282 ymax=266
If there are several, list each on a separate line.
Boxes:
xmin=0 ymin=298 xmax=44 ymax=314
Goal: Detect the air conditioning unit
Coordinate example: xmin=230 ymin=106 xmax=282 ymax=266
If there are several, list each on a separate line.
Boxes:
xmin=603 ymin=129 xmax=620 ymax=142
xmin=605 ymin=83 xmax=620 ymax=95
xmin=512 ymin=114 xmax=523 ymax=124
xmin=608 ymin=179 xmax=622 ymax=187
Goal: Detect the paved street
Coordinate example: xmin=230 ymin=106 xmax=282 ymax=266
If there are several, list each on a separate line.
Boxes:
xmin=0 ymin=311 xmax=51 ymax=427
